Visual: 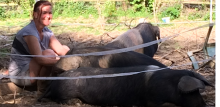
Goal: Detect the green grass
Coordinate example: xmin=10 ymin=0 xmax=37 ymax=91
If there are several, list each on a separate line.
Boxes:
xmin=0 ymin=16 xmax=213 ymax=37
xmin=0 ymin=18 xmax=29 ymax=27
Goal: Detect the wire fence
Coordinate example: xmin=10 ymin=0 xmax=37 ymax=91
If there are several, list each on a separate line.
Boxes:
xmin=0 ymin=2 xmax=216 ymax=106
xmin=0 ymin=21 xmax=216 ymax=70
xmin=0 ymin=22 xmax=216 ymax=80
xmin=0 ymin=0 xmax=216 ymax=72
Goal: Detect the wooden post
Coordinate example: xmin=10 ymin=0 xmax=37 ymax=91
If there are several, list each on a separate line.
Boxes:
xmin=210 ymin=0 xmax=212 ymax=23
xmin=153 ymin=0 xmax=156 ymax=23
xmin=181 ymin=0 xmax=183 ymax=17
xmin=122 ymin=0 xmax=127 ymax=11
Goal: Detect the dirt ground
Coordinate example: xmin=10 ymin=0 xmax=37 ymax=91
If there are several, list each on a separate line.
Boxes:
xmin=0 ymin=23 xmax=216 ymax=107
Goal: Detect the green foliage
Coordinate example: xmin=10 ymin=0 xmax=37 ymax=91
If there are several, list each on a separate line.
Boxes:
xmin=0 ymin=7 xmax=6 ymax=20
xmin=129 ymin=0 xmax=145 ymax=12
xmin=201 ymin=5 xmax=215 ymax=21
xmin=160 ymin=4 xmax=181 ymax=20
xmin=203 ymin=12 xmax=215 ymax=21
xmin=102 ymin=1 xmax=116 ymax=17
xmin=102 ymin=1 xmax=117 ymax=23
xmin=19 ymin=0 xmax=35 ymax=18
xmin=0 ymin=0 xmax=35 ymax=19
xmin=53 ymin=1 xmax=98 ymax=18
xmin=145 ymin=0 xmax=154 ymax=12
xmin=114 ymin=6 xmax=148 ymax=18
xmin=0 ymin=0 xmax=214 ymax=24
xmin=188 ymin=12 xmax=203 ymax=20
xmin=187 ymin=9 xmax=215 ymax=21
xmin=195 ymin=8 xmax=199 ymax=11
xmin=0 ymin=0 xmax=10 ymax=3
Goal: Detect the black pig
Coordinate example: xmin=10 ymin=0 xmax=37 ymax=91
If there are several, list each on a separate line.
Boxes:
xmin=54 ymin=46 xmax=166 ymax=72
xmin=105 ymin=23 xmax=160 ymax=57
xmin=39 ymin=65 xmax=213 ymax=107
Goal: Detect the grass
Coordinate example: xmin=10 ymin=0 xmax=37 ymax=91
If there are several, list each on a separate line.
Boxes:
xmin=0 ymin=9 xmax=215 ymax=37
xmin=0 ymin=16 xmax=139 ymax=36
xmin=0 ymin=18 xmax=30 ymax=26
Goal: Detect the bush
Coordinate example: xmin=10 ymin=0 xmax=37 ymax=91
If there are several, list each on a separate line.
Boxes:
xmin=102 ymin=1 xmax=117 ymax=23
xmin=159 ymin=4 xmax=181 ymax=20
xmin=145 ymin=0 xmax=154 ymax=12
xmin=129 ymin=0 xmax=145 ymax=12
xmin=102 ymin=1 xmax=116 ymax=17
xmin=203 ymin=12 xmax=215 ymax=21
xmin=203 ymin=6 xmax=216 ymax=20
xmin=53 ymin=1 xmax=98 ymax=18
xmin=188 ymin=12 xmax=203 ymax=20
xmin=0 ymin=7 xmax=6 ymax=20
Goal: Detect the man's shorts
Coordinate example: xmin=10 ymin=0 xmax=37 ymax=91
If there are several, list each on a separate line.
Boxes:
xmin=10 ymin=63 xmax=32 ymax=86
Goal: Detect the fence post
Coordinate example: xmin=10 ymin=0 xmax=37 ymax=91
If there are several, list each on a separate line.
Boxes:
xmin=153 ymin=0 xmax=156 ymax=23
xmin=181 ymin=0 xmax=183 ymax=17
xmin=210 ymin=0 xmax=212 ymax=23
xmin=122 ymin=0 xmax=127 ymax=10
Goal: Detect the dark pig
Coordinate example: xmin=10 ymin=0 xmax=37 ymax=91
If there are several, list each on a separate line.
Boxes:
xmin=39 ymin=65 xmax=213 ymax=107
xmin=106 ymin=23 xmax=160 ymax=57
xmin=54 ymin=46 xmax=166 ymax=72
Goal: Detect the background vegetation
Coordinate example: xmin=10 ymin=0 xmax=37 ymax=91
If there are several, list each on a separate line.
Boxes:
xmin=0 ymin=0 xmax=215 ymax=21
xmin=0 ymin=0 xmax=216 ymax=35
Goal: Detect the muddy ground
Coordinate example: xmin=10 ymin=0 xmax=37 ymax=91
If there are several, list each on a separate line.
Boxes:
xmin=0 ymin=24 xmax=216 ymax=107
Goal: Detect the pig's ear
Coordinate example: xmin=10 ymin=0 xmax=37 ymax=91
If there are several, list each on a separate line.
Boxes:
xmin=178 ymin=76 xmax=205 ymax=93
xmin=193 ymin=71 xmax=214 ymax=87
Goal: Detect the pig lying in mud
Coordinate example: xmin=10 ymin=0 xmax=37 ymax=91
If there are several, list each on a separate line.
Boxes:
xmin=39 ymin=65 xmax=213 ymax=107
xmin=53 ymin=46 xmax=166 ymax=72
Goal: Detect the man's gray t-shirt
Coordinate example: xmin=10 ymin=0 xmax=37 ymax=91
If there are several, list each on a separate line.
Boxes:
xmin=8 ymin=20 xmax=53 ymax=76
